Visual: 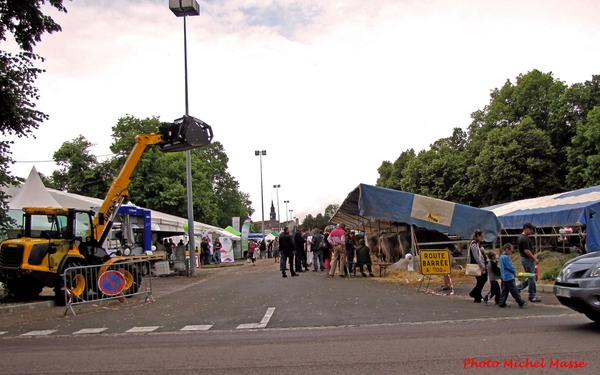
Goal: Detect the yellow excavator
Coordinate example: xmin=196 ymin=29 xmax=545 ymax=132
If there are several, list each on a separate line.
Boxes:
xmin=0 ymin=116 xmax=212 ymax=304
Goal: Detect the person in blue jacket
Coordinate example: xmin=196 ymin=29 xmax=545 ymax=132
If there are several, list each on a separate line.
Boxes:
xmin=498 ymin=243 xmax=528 ymax=308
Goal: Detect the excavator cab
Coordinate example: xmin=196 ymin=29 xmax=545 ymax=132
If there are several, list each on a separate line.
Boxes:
xmin=158 ymin=115 xmax=213 ymax=153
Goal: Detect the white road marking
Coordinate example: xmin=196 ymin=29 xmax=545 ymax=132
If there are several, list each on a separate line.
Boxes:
xmin=126 ymin=326 xmax=160 ymax=333
xmin=260 ymin=307 xmax=276 ymax=324
xmin=21 ymin=330 xmax=57 ymax=336
xmin=0 ymin=331 xmax=7 ymax=336
xmin=73 ymin=328 xmax=108 ymax=334
xmin=237 ymin=307 xmax=276 ymax=329
xmin=180 ymin=325 xmax=213 ymax=331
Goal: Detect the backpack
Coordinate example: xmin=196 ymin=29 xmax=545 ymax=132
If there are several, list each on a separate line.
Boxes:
xmin=319 ymin=238 xmax=329 ymax=250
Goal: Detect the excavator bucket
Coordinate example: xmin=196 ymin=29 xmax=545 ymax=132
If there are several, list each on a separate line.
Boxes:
xmin=158 ymin=115 xmax=213 ymax=153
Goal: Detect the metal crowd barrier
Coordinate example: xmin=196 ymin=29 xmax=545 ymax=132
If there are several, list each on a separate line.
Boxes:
xmin=61 ymin=260 xmax=154 ymax=316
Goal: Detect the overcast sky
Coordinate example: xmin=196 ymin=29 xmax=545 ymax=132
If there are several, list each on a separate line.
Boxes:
xmin=3 ymin=0 xmax=600 ymax=226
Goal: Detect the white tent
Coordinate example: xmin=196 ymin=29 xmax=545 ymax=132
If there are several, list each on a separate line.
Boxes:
xmin=8 ymin=167 xmax=60 ymax=209
xmin=3 ymin=167 xmax=240 ymax=241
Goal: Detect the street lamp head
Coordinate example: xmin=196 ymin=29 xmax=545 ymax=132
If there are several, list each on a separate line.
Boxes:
xmin=169 ymin=0 xmax=200 ymax=17
xmin=255 ymin=150 xmax=260 ymax=156
xmin=261 ymin=150 xmax=266 ymax=155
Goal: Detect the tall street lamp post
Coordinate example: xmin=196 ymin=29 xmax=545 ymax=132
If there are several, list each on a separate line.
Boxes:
xmin=169 ymin=0 xmax=200 ymax=275
xmin=284 ymin=200 xmax=289 ymax=222
xmin=273 ymin=184 xmax=281 ymax=231
xmin=289 ymin=209 xmax=293 ymax=226
xmin=255 ymin=150 xmax=266 ymax=242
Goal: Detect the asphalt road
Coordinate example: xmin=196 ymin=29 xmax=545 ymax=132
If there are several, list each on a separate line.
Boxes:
xmin=0 ymin=259 xmax=597 ymax=374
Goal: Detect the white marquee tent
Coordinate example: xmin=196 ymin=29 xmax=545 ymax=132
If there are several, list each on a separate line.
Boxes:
xmin=4 ymin=167 xmax=240 ymax=241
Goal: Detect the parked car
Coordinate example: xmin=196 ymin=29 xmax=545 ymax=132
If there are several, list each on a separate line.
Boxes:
xmin=554 ymin=251 xmax=600 ymax=323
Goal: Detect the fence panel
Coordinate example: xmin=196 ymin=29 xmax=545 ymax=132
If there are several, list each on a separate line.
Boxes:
xmin=61 ymin=260 xmax=153 ymax=316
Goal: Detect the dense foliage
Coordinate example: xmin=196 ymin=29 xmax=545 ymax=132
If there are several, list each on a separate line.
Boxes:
xmin=0 ymin=0 xmax=68 ymax=233
xmin=377 ymin=70 xmax=600 ymax=208
xmin=301 ymin=204 xmax=339 ymax=230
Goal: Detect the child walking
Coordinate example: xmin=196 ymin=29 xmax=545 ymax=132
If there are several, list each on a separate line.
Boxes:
xmin=483 ymin=251 xmax=501 ymax=305
xmin=498 ymin=243 xmax=528 ymax=308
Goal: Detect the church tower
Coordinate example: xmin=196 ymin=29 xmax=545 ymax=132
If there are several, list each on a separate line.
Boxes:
xmin=269 ymin=200 xmax=276 ymax=221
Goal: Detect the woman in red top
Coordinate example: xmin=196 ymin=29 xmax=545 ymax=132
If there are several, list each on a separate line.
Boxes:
xmin=248 ymin=240 xmax=258 ymax=266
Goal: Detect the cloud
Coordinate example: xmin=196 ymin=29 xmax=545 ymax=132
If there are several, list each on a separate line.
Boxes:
xmin=4 ymin=0 xmax=600 ymax=223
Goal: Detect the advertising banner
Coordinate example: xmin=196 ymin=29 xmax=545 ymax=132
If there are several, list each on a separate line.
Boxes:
xmin=219 ymin=237 xmax=234 ymax=263
xmin=241 ymin=219 xmax=251 ymax=253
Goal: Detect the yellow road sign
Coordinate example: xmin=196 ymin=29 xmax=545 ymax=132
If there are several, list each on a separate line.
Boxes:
xmin=420 ymin=249 xmax=451 ymax=275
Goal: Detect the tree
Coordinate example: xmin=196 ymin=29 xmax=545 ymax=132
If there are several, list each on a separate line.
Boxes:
xmin=467 ymin=117 xmax=559 ymax=206
xmin=249 ymin=222 xmax=262 ymax=233
xmin=375 ymin=71 xmax=600 ymax=209
xmin=196 ymin=142 xmax=254 ymax=228
xmin=106 ymin=115 xmax=216 ymax=224
xmin=324 ymin=204 xmax=339 ymax=219
xmin=566 ymin=106 xmax=600 ymax=188
xmin=400 ymin=140 xmax=469 ymax=203
xmin=0 ymin=1 xmax=68 ymax=233
xmin=0 ymin=1 xmax=67 ymax=52
xmin=49 ymin=135 xmax=112 ymax=198
xmin=301 ymin=207 xmax=338 ymax=230
xmin=387 ymin=149 xmax=416 ymax=190
xmin=106 ymin=115 xmax=252 ymax=227
xmin=376 ymin=160 xmax=392 ymax=188
xmin=467 ymin=70 xmax=570 ymax=187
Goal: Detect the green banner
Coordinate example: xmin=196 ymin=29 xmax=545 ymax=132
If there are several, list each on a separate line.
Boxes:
xmin=241 ymin=219 xmax=251 ymax=252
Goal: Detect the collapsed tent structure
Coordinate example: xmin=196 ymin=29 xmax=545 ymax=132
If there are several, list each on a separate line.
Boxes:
xmin=485 ymin=185 xmax=600 ymax=252
xmin=331 ymin=184 xmax=502 ymax=242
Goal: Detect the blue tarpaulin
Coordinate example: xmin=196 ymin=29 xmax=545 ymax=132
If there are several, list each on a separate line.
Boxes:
xmin=485 ymin=185 xmax=600 ymax=252
xmin=331 ymin=184 xmax=502 ymax=242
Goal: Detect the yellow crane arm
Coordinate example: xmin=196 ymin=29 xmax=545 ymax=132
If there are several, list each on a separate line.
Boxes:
xmin=92 ymin=115 xmax=213 ymax=246
xmin=93 ymin=133 xmax=163 ymax=242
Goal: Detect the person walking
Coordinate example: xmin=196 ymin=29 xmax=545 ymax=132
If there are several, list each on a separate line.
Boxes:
xmin=327 ymin=224 xmax=347 ymax=278
xmin=273 ymin=238 xmax=280 ymax=263
xmin=517 ymin=223 xmax=541 ymax=302
xmin=248 ymin=239 xmax=257 ymax=265
xmin=267 ymin=240 xmax=273 ymax=259
xmin=344 ymin=230 xmax=356 ymax=276
xmin=322 ymin=227 xmax=332 ymax=270
xmin=213 ymin=239 xmax=222 ymax=264
xmin=279 ymin=227 xmax=298 ymax=278
xmin=201 ymin=237 xmax=210 ymax=265
xmin=468 ymin=229 xmax=488 ymax=303
xmin=294 ymin=226 xmax=306 ymax=273
xmin=311 ymin=229 xmax=325 ymax=272
xmin=483 ymin=250 xmax=501 ymax=305
xmin=259 ymin=239 xmax=267 ymax=260
xmin=498 ymin=243 xmax=528 ymax=308
xmin=305 ymin=229 xmax=314 ymax=269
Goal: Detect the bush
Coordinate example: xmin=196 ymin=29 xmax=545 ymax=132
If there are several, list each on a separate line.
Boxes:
xmin=542 ymin=266 xmax=561 ymax=281
xmin=536 ymin=250 xmax=555 ymax=262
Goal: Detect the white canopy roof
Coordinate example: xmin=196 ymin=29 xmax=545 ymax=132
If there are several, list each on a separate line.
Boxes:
xmin=4 ymin=167 xmax=240 ymax=240
xmin=8 ymin=167 xmax=60 ymax=209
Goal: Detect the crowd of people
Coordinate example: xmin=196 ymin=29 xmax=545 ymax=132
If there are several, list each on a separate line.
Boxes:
xmin=155 ymin=236 xmax=223 ymax=266
xmin=255 ymin=222 xmax=543 ymax=310
xmin=273 ymin=224 xmax=373 ymax=278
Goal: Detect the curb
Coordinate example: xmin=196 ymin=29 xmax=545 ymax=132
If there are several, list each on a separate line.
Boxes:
xmin=537 ymin=284 xmax=555 ymax=293
xmin=0 ymin=299 xmax=55 ymax=314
